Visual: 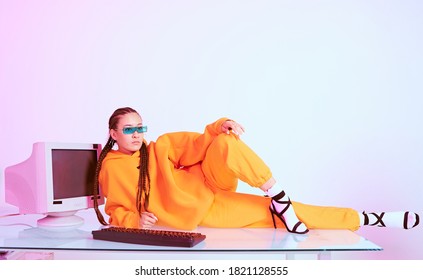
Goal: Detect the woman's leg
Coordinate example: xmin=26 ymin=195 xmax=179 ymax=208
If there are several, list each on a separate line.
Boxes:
xmin=199 ymin=190 xmax=419 ymax=230
xmin=201 ymin=134 xmax=308 ymax=233
xmin=199 ymin=189 xmax=361 ymax=230
xmin=201 ymin=134 xmax=273 ymax=192
xmin=201 ymin=134 xmax=420 ymax=232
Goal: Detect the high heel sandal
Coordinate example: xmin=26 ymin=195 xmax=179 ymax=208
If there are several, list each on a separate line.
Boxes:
xmin=362 ymin=211 xmax=420 ymax=229
xmin=269 ymin=191 xmax=309 ymax=234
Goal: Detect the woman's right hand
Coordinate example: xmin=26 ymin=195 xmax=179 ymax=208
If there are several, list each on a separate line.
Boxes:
xmin=221 ymin=119 xmax=245 ymax=136
xmin=140 ymin=211 xmax=158 ymax=229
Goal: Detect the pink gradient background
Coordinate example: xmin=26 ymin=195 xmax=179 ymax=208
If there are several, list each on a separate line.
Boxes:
xmin=1 ymin=1 xmax=422 ymax=259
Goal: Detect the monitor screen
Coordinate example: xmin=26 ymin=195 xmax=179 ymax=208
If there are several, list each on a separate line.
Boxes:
xmin=52 ymin=149 xmax=97 ymax=200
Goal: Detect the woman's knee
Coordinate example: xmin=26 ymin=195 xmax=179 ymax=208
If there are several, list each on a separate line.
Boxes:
xmin=209 ymin=133 xmax=238 ymax=152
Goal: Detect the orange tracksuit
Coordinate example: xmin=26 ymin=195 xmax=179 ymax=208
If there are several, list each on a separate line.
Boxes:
xmin=99 ymin=118 xmax=360 ymax=231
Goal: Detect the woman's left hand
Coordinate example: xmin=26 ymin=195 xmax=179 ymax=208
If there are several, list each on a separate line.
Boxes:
xmin=221 ymin=120 xmax=245 ymax=136
xmin=140 ymin=211 xmax=158 ymax=229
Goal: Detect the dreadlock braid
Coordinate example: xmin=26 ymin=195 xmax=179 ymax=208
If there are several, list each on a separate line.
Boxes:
xmin=136 ymin=142 xmax=151 ymax=214
xmin=93 ymin=137 xmax=116 ymax=225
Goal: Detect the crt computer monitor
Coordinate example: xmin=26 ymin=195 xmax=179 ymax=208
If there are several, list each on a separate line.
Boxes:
xmin=4 ymin=142 xmax=104 ymax=231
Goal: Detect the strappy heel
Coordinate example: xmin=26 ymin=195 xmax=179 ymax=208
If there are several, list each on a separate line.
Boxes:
xmin=363 ymin=211 xmax=420 ymax=229
xmin=269 ymin=191 xmax=309 ymax=234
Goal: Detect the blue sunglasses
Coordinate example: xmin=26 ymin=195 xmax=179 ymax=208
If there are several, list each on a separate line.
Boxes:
xmin=120 ymin=126 xmax=148 ymax=135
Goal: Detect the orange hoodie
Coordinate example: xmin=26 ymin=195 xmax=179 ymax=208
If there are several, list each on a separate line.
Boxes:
xmin=99 ymin=118 xmax=227 ymax=229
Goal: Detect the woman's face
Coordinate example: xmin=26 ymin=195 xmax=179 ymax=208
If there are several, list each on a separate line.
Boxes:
xmin=110 ymin=112 xmax=145 ymax=155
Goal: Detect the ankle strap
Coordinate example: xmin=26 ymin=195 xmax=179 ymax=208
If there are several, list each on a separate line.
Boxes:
xmin=272 ymin=190 xmax=286 ymax=201
xmin=404 ymin=211 xmax=420 ymax=229
xmin=362 ymin=211 xmax=369 ymax=226
xmin=362 ymin=211 xmax=386 ymax=227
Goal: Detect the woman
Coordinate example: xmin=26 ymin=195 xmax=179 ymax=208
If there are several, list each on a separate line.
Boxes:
xmin=93 ymin=107 xmax=419 ymax=234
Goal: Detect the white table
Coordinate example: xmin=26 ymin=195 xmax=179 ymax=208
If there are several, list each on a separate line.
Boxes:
xmin=0 ymin=209 xmax=382 ymax=260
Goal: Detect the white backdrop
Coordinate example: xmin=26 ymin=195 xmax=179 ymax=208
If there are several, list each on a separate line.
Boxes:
xmin=1 ymin=0 xmax=422 ymax=259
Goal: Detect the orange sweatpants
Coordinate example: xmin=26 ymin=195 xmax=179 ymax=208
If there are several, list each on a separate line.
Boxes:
xmin=200 ymin=134 xmax=360 ymax=231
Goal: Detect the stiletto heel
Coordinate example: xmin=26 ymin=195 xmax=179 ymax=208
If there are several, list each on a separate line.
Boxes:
xmin=270 ymin=208 xmax=277 ymax=228
xmin=269 ymin=191 xmax=309 ymax=234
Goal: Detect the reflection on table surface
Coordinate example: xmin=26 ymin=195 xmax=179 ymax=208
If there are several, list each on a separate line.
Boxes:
xmin=0 ymin=221 xmax=381 ymax=252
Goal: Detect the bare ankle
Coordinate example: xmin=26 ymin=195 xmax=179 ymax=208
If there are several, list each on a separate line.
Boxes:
xmin=259 ymin=177 xmax=276 ymax=192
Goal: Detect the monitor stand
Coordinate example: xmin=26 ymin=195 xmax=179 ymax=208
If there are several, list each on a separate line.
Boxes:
xmin=37 ymin=211 xmax=84 ymax=232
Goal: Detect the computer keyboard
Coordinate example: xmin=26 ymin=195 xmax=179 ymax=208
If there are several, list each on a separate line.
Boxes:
xmin=92 ymin=227 xmax=206 ymax=248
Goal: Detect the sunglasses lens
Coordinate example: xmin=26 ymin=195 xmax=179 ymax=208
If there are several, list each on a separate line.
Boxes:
xmin=122 ymin=126 xmax=147 ymax=134
xmin=123 ymin=127 xmax=136 ymax=134
xmin=138 ymin=126 xmax=147 ymax=133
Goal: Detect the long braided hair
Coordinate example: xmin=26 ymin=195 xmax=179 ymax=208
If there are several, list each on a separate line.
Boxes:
xmin=93 ymin=107 xmax=151 ymax=226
